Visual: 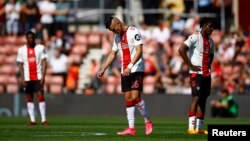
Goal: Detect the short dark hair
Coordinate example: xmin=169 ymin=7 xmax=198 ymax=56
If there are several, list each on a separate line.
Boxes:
xmin=200 ymin=17 xmax=214 ymax=28
xmin=26 ymin=31 xmax=35 ymax=37
xmin=105 ymin=16 xmax=114 ymax=29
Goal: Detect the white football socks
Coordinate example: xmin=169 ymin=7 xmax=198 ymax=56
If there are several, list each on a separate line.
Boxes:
xmin=27 ymin=102 xmax=35 ymax=122
xmin=126 ymin=106 xmax=135 ymax=128
xmin=135 ymin=99 xmax=150 ymax=122
xmin=39 ymin=101 xmax=46 ymax=122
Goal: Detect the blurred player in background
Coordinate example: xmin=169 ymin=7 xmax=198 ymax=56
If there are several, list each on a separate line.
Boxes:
xmin=178 ymin=18 xmax=215 ymax=134
xmin=17 ymin=31 xmax=48 ymax=126
xmin=97 ymin=16 xmax=153 ymax=136
xmin=210 ymin=88 xmax=238 ymax=118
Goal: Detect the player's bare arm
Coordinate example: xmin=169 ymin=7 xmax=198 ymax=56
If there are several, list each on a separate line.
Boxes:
xmin=97 ymin=50 xmax=117 ymax=78
xmin=41 ymin=58 xmax=47 ymax=85
xmin=123 ymin=44 xmax=143 ymax=76
xmin=18 ymin=62 xmax=26 ymax=86
xmin=178 ymin=43 xmax=201 ymax=72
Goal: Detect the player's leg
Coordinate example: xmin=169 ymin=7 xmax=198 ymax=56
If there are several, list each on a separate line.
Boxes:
xmin=131 ymin=72 xmax=153 ymax=135
xmin=195 ymin=95 xmax=208 ymax=134
xmin=195 ymin=76 xmax=211 ymax=134
xmin=34 ymin=81 xmax=48 ymax=125
xmin=132 ymin=96 xmax=150 ymax=123
xmin=25 ymin=82 xmax=36 ymax=125
xmin=132 ymin=90 xmax=153 ymax=135
xmin=117 ymin=75 xmax=136 ymax=135
xmin=131 ymin=72 xmax=150 ymax=122
xmin=187 ymin=73 xmax=200 ymax=134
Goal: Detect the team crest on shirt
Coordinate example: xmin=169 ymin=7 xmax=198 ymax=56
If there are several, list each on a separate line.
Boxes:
xmin=135 ymin=34 xmax=141 ymax=41
xmin=29 ymin=50 xmax=33 ymax=54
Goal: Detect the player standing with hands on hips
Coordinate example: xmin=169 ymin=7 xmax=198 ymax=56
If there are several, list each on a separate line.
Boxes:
xmin=97 ymin=17 xmax=153 ymax=136
xmin=17 ymin=31 xmax=48 ymax=126
xmin=178 ymin=18 xmax=215 ymax=134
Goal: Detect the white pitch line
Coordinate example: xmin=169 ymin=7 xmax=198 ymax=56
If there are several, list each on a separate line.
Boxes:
xmin=33 ymin=131 xmax=107 ymax=136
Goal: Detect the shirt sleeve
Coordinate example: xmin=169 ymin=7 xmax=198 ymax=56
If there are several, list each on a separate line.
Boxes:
xmin=111 ymin=35 xmax=119 ymax=51
xmin=41 ymin=45 xmax=48 ymax=59
xmin=184 ymin=33 xmax=198 ymax=48
xmin=16 ymin=48 xmax=23 ymax=63
xmin=132 ymin=28 xmax=143 ymax=46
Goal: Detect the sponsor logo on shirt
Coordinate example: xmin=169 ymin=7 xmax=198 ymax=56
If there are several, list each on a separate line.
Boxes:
xmin=135 ymin=34 xmax=141 ymax=41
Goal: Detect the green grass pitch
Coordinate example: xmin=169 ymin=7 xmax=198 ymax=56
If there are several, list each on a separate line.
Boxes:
xmin=0 ymin=116 xmax=250 ymax=141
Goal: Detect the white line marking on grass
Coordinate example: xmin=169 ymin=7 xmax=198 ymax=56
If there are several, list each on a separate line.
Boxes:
xmin=33 ymin=131 xmax=107 ymax=137
xmin=81 ymin=132 xmax=107 ymax=136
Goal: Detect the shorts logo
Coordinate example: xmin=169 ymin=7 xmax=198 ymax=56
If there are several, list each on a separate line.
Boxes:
xmin=132 ymin=80 xmax=139 ymax=89
xmin=192 ymin=81 xmax=196 ymax=87
xmin=135 ymin=34 xmax=141 ymax=41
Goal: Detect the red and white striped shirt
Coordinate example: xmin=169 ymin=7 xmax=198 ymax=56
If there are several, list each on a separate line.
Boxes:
xmin=184 ymin=32 xmax=214 ymax=76
xmin=112 ymin=26 xmax=144 ymax=73
xmin=16 ymin=44 xmax=48 ymax=81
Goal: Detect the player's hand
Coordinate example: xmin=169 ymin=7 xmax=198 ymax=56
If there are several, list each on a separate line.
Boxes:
xmin=97 ymin=69 xmax=105 ymax=78
xmin=190 ymin=65 xmax=201 ymax=72
xmin=123 ymin=68 xmax=131 ymax=76
xmin=21 ymin=78 xmax=27 ymax=87
xmin=40 ymin=78 xmax=45 ymax=85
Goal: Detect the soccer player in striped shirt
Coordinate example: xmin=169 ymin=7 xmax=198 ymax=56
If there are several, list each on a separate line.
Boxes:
xmin=97 ymin=17 xmax=153 ymax=136
xmin=179 ymin=17 xmax=215 ymax=134
xmin=17 ymin=31 xmax=48 ymax=126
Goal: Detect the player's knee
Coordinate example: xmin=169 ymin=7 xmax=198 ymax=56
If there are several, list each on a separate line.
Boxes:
xmin=134 ymin=97 xmax=142 ymax=105
xmin=26 ymin=96 xmax=33 ymax=102
xmin=192 ymin=96 xmax=199 ymax=103
xmin=37 ymin=95 xmax=45 ymax=102
xmin=125 ymin=100 xmax=134 ymax=107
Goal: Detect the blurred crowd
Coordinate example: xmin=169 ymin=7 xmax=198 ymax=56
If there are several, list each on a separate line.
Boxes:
xmin=0 ymin=0 xmax=249 ymax=95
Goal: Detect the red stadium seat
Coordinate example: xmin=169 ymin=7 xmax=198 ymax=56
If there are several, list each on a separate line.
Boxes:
xmin=105 ymin=84 xmax=116 ymax=94
xmin=0 ymin=84 xmax=4 ymax=94
xmin=143 ymin=76 xmax=156 ymax=94
xmin=0 ymin=75 xmax=6 ymax=84
xmin=87 ymin=33 xmax=101 ymax=46
xmin=0 ymin=46 xmax=11 ymax=54
xmin=0 ymin=54 xmax=6 ymax=65
xmin=0 ymin=37 xmax=4 ymax=45
xmin=144 ymin=76 xmax=156 ymax=84
xmin=105 ymin=76 xmax=118 ymax=94
xmin=0 ymin=65 xmax=16 ymax=74
xmin=7 ymin=76 xmax=18 ymax=84
xmin=5 ymin=55 xmax=17 ymax=64
xmin=45 ymin=75 xmax=64 ymax=94
xmin=49 ymin=84 xmax=63 ymax=94
xmin=11 ymin=46 xmax=19 ymax=54
xmin=68 ymin=54 xmax=82 ymax=64
xmin=143 ymin=84 xmax=154 ymax=95
xmin=116 ymin=83 xmax=122 ymax=94
xmin=71 ymin=44 xmax=87 ymax=55
xmin=74 ymin=33 xmax=88 ymax=45
xmin=6 ymin=84 xmax=19 ymax=94
xmin=5 ymin=36 xmax=17 ymax=44
xmin=48 ymin=76 xmax=64 ymax=85
xmin=17 ymin=36 xmax=26 ymax=45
